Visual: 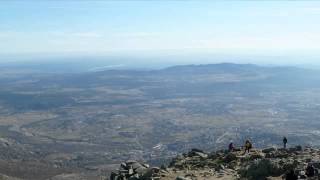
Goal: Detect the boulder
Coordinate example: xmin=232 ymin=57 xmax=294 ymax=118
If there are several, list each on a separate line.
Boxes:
xmin=194 ymin=152 xmax=208 ymax=158
xmin=176 ymin=176 xmax=191 ymax=180
xmin=249 ymin=153 xmax=264 ymax=160
xmin=140 ymin=167 xmax=161 ymax=180
xmin=288 ymin=146 xmax=302 ymax=153
xmin=131 ymin=162 xmax=144 ymax=170
xmin=262 ymin=148 xmax=276 ymax=154
xmin=215 ymin=164 xmax=225 ymax=171
xmin=191 ymin=148 xmax=205 ymax=153
xmin=224 ymin=153 xmax=237 ymax=163
xmin=110 ymin=161 xmax=152 ymax=180
xmin=126 ymin=160 xmax=139 ymax=166
xmin=188 ymin=149 xmax=208 ymax=158
xmin=312 ymin=161 xmax=320 ymax=169
xmin=265 ymin=151 xmax=289 ymax=159
xmin=239 ymin=159 xmax=284 ymax=179
xmin=295 ymin=146 xmax=303 ymax=151
xmin=135 ymin=166 xmax=148 ymax=175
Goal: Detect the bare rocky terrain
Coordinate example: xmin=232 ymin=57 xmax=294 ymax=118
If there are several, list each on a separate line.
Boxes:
xmin=0 ymin=63 xmax=320 ymax=179
xmin=111 ymin=146 xmax=320 ymax=180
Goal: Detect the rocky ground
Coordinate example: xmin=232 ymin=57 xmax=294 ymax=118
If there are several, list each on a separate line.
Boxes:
xmin=110 ymin=146 xmax=320 ymax=180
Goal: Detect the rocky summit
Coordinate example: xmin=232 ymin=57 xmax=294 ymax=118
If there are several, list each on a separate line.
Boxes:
xmin=110 ymin=146 xmax=320 ymax=180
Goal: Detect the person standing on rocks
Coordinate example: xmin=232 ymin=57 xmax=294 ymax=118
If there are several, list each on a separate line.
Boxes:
xmin=244 ymin=140 xmax=252 ymax=154
xmin=283 ymin=136 xmax=288 ymax=149
xmin=228 ymin=142 xmax=234 ymax=152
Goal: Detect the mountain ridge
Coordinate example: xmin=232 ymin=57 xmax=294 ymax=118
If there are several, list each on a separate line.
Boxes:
xmin=110 ymin=145 xmax=320 ymax=180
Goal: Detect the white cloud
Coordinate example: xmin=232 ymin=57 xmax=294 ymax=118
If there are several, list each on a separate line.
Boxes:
xmin=1 ymin=30 xmax=320 ymax=55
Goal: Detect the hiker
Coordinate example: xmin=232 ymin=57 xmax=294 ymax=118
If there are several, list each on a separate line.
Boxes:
xmin=306 ymin=163 xmax=315 ymax=177
xmin=285 ymin=169 xmax=298 ymax=180
xmin=228 ymin=142 xmax=234 ymax=152
xmin=244 ymin=140 xmax=252 ymax=154
xmin=283 ymin=136 xmax=288 ymax=149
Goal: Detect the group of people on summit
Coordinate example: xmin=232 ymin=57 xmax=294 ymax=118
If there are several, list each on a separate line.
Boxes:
xmin=228 ymin=136 xmax=288 ymax=154
xmin=228 ymin=140 xmax=252 ymax=154
xmin=227 ymin=137 xmax=318 ymax=180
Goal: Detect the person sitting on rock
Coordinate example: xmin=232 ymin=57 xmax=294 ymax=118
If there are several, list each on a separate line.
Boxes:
xmin=306 ymin=163 xmax=315 ymax=177
xmin=283 ymin=136 xmax=288 ymax=149
xmin=244 ymin=140 xmax=252 ymax=154
xmin=285 ymin=169 xmax=298 ymax=180
xmin=228 ymin=142 xmax=234 ymax=152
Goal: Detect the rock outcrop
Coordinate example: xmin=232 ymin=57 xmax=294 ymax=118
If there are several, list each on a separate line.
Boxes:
xmin=109 ymin=160 xmax=167 ymax=180
xmin=111 ymin=146 xmax=320 ymax=180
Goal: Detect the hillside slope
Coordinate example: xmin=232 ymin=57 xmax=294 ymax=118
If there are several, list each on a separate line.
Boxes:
xmin=111 ymin=146 xmax=320 ymax=180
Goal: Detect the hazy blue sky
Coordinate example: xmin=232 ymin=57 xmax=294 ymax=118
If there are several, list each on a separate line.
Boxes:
xmin=1 ymin=1 xmax=320 ymax=64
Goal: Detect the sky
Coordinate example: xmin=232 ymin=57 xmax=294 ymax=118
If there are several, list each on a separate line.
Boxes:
xmin=1 ymin=1 xmax=320 ymax=65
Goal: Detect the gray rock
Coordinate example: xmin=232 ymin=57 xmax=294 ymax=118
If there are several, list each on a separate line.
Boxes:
xmin=312 ymin=161 xmax=320 ymax=169
xmin=188 ymin=149 xmax=208 ymax=158
xmin=262 ymin=148 xmax=276 ymax=154
xmin=140 ymin=167 xmax=161 ymax=179
xmin=126 ymin=160 xmax=138 ymax=165
xmin=176 ymin=176 xmax=191 ymax=180
xmin=224 ymin=153 xmax=237 ymax=163
xmin=131 ymin=162 xmax=143 ymax=170
xmin=215 ymin=164 xmax=225 ymax=171
xmin=191 ymin=148 xmax=205 ymax=153
xmin=288 ymin=146 xmax=302 ymax=153
xmin=194 ymin=152 xmax=208 ymax=158
xmin=239 ymin=159 xmax=285 ymax=179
